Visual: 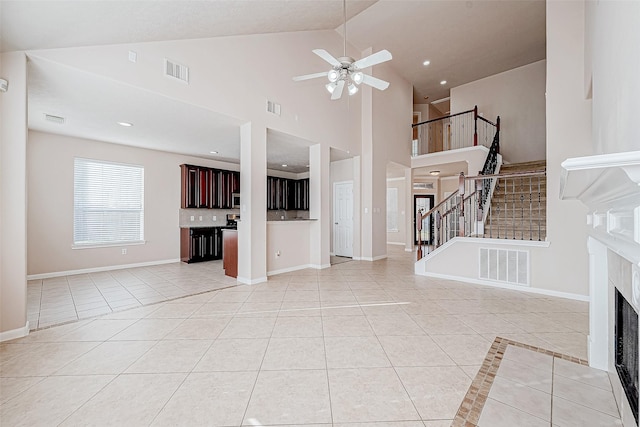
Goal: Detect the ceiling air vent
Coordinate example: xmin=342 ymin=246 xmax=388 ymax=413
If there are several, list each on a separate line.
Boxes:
xmin=164 ymin=58 xmax=189 ymax=83
xmin=44 ymin=114 xmax=65 ymax=124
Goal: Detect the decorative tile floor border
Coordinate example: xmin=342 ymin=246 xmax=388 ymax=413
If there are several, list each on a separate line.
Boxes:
xmin=451 ymin=336 xmax=589 ymax=427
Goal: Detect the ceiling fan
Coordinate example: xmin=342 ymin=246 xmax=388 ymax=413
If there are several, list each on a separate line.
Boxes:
xmin=292 ymin=0 xmax=392 ymax=100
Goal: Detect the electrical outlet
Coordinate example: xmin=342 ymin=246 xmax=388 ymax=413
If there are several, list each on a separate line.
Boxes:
xmin=276 ymin=250 xmax=281 ymax=257
xmin=190 ymin=216 xmax=195 ymax=221
xmin=213 ymin=215 xmax=217 ymax=221
xmin=199 ymin=216 xmax=203 ymax=221
xmin=121 ymin=248 xmax=127 ymax=255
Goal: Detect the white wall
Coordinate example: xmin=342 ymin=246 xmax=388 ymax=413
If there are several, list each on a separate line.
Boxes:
xmin=541 ymin=0 xmax=592 ymax=297
xmin=27 ymin=131 xmax=242 ymax=276
xmin=0 ymin=52 xmax=28 ymax=336
xmin=451 ymin=60 xmax=547 ymax=164
xmin=370 ymin=62 xmax=413 ymax=259
xmin=266 ymin=221 xmax=311 ymax=275
xmin=588 ymin=1 xmax=640 ymax=155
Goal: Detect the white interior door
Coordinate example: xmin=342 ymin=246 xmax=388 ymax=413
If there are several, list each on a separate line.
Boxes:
xmin=333 ymin=181 xmax=353 ymax=257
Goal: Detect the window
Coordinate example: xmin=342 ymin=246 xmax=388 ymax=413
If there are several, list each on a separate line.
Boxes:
xmin=73 ymin=158 xmax=144 ymax=247
xmin=387 ymin=187 xmax=398 ymax=232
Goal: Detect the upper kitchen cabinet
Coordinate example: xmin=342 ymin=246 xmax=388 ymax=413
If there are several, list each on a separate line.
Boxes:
xmin=266 ymin=176 xmax=309 ymax=211
xmin=180 ymin=164 xmax=239 ymax=209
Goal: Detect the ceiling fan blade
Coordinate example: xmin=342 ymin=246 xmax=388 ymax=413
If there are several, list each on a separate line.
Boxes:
xmin=361 ymin=74 xmax=390 ymax=91
xmin=353 ymin=49 xmax=392 ymax=70
xmin=331 ymin=80 xmax=345 ymax=100
xmin=292 ymin=72 xmax=328 ymax=82
xmin=312 ymin=49 xmax=341 ymax=67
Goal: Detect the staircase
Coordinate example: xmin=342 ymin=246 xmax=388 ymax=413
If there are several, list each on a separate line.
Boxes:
xmin=484 ymin=160 xmax=547 ymax=241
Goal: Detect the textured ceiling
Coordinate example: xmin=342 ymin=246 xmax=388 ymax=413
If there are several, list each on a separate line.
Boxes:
xmin=0 ymin=0 xmax=377 ymax=52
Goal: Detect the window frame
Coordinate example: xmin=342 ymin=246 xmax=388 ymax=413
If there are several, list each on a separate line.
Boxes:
xmin=72 ymin=157 xmax=146 ymax=249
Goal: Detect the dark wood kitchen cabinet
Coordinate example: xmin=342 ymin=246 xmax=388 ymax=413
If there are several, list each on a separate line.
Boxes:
xmin=266 ymin=176 xmax=309 ymax=211
xmin=180 ymin=164 xmax=239 ymax=209
xmin=180 ymin=227 xmax=223 ymax=263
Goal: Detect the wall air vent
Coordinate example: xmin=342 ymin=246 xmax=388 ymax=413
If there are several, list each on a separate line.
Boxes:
xmin=164 ymin=58 xmax=189 ymax=83
xmin=44 ymin=114 xmax=65 ymax=124
xmin=266 ymin=100 xmax=281 ymax=116
xmin=479 ymin=247 xmax=529 ymax=286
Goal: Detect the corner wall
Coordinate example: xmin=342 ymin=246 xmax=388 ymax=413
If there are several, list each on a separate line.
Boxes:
xmin=542 ymin=0 xmax=592 ymax=297
xmin=0 ymin=52 xmax=28 ymax=337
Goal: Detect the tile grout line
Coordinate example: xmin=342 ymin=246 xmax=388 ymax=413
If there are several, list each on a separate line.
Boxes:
xmin=237 ymin=285 xmax=283 ymax=426
xmin=318 ymin=292 xmax=335 ymax=426
xmin=361 ymin=291 xmax=424 ymax=423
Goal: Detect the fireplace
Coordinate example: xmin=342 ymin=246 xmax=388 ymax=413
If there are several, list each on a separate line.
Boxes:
xmin=616 ymin=288 xmax=639 ymax=425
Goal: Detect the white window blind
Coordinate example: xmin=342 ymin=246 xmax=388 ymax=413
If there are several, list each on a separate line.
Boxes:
xmin=74 ymin=158 xmax=144 ymax=247
xmin=387 ymin=187 xmax=398 ymax=232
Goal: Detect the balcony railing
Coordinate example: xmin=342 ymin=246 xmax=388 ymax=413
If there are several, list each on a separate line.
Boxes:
xmin=411 ymin=105 xmax=499 ymax=157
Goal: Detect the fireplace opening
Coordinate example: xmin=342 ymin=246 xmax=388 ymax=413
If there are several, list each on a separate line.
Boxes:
xmin=616 ymin=288 xmax=639 ymax=424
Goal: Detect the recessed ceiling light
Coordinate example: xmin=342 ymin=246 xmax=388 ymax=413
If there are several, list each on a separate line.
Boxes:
xmin=209 ymin=151 xmax=218 ymax=154
xmin=423 ymin=60 xmax=431 ymax=66
xmin=440 ymin=80 xmax=447 ymax=85
xmin=118 ymin=122 xmax=133 ymax=127
xmin=282 ymin=164 xmax=287 ymax=167
xmin=429 ymin=170 xmax=440 ymax=176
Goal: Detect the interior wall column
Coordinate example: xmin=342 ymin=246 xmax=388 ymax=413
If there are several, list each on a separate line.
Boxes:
xmin=0 ymin=52 xmax=28 ymax=340
xmin=309 ymin=143 xmax=330 ymax=268
xmin=360 ymin=47 xmax=374 ymax=260
xmin=238 ymin=121 xmax=267 ymax=284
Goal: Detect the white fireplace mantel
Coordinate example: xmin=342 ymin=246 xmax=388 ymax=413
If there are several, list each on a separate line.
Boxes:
xmin=560 ymin=151 xmax=640 ymax=381
xmin=561 ymin=151 xmax=640 ymax=266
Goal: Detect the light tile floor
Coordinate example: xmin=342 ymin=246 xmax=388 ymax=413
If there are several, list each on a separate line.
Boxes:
xmin=1 ymin=246 xmax=619 ymax=426
xmin=27 ymin=260 xmax=237 ymax=329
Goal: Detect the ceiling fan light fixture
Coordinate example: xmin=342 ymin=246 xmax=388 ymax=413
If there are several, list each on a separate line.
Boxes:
xmin=326 ymin=82 xmax=338 ymax=94
xmin=352 ymin=71 xmax=364 ymax=85
xmin=348 ymin=83 xmax=359 ymax=96
xmin=327 ymin=69 xmax=339 ymax=83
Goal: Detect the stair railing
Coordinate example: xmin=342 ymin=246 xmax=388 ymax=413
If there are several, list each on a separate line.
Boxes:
xmin=416 ymin=169 xmax=547 ymax=261
xmin=411 ymin=105 xmax=499 ymax=156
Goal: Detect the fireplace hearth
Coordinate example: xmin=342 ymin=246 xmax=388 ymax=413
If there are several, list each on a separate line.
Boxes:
xmin=616 ymin=288 xmax=639 ymax=425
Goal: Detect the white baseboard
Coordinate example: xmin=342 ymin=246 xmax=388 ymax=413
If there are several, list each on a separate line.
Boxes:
xmin=237 ymin=276 xmax=268 ymax=285
xmin=352 ymin=256 xmax=362 ymax=261
xmin=418 ymin=271 xmax=589 ymax=302
xmin=267 ymin=264 xmax=313 ymax=276
xmin=0 ymin=321 xmax=30 ymax=342
xmin=360 ymin=254 xmax=388 ymax=262
xmin=387 ymin=242 xmax=405 ymax=246
xmin=27 ymin=259 xmax=181 ymax=280
xmin=267 ymin=263 xmax=331 ymax=277
xmin=404 ymin=248 xmax=413 ymax=252
xmin=329 ymin=252 xmax=335 ymax=256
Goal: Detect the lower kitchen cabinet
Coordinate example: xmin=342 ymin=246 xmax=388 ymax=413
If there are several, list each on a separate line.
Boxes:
xmin=180 ymin=227 xmax=224 ymax=263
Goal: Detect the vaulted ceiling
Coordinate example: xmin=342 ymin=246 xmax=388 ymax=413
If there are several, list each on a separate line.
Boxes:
xmin=1 ymin=0 xmax=546 ymax=171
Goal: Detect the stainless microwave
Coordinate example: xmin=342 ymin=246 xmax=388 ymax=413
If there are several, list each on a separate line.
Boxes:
xmin=232 ymin=193 xmax=240 ymax=209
